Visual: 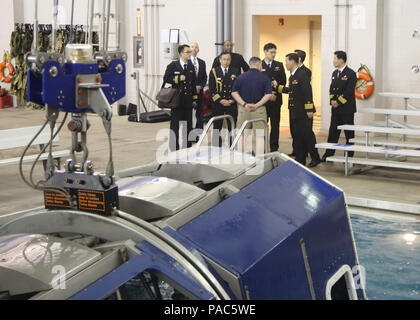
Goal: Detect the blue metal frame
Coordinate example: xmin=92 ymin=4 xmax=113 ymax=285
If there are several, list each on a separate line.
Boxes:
xmin=175 ymin=160 xmax=365 ymax=300
xmin=27 ymin=59 xmax=125 ymax=114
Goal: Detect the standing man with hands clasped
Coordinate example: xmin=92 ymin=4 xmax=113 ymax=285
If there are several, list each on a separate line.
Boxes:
xmin=232 ymin=57 xmax=273 ymax=155
xmin=321 ymin=51 xmax=357 ymax=162
xmin=163 ymin=44 xmax=198 ymax=151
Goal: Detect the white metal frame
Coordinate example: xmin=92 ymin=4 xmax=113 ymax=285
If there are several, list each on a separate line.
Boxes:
xmin=325 ymin=265 xmax=358 ymax=300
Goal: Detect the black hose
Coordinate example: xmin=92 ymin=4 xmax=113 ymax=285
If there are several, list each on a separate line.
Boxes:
xmin=29 ymin=113 xmax=71 ymax=201
xmin=19 ymin=120 xmax=49 ymax=189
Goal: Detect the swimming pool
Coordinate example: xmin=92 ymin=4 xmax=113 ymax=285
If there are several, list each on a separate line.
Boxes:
xmin=350 ymin=213 xmax=420 ymax=300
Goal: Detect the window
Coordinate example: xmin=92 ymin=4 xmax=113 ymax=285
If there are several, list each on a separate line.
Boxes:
xmin=105 ymin=270 xmax=190 ymax=301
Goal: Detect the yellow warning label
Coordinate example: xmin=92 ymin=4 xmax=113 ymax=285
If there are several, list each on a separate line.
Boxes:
xmin=44 ymin=191 xmax=72 ymax=208
xmin=78 ymin=190 xmax=106 ymax=212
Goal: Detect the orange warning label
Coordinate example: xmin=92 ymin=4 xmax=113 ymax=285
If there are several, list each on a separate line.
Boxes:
xmin=44 ymin=191 xmax=72 ymax=208
xmin=78 ymin=190 xmax=106 ymax=212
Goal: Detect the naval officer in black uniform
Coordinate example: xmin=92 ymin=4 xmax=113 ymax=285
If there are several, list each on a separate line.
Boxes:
xmin=212 ymin=40 xmax=249 ymax=74
xmin=278 ymin=53 xmax=320 ymax=166
xmin=262 ymin=43 xmax=286 ymax=152
xmin=163 ymin=44 xmax=198 ymax=151
xmin=294 ymin=49 xmax=320 ymax=167
xmin=209 ymin=52 xmax=239 ymax=147
xmin=322 ymin=51 xmax=357 ymax=161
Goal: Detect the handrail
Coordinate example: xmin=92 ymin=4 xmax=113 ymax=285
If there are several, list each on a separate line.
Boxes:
xmin=230 ymin=118 xmax=269 ymax=154
xmin=195 ymin=115 xmax=236 ymax=150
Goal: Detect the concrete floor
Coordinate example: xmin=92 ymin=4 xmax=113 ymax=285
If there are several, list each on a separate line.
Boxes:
xmin=1 ymin=107 xmax=420 ymax=216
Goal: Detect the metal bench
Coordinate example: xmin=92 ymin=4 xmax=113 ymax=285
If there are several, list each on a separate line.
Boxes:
xmin=337 ymin=125 xmax=420 ymax=136
xmin=338 ymin=125 xmax=420 ymax=156
xmin=0 ymin=126 xmax=70 ymax=170
xmin=359 ymin=108 xmax=420 ymax=117
xmin=318 ymin=96 xmax=420 ymax=176
xmin=326 ymin=156 xmax=420 ymax=174
xmin=316 ymin=143 xmax=420 ymax=175
xmin=349 ymin=139 xmax=420 ymax=150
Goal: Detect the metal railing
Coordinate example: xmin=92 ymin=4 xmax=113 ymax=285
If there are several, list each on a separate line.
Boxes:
xmin=195 ymin=115 xmax=236 ymax=151
xmin=230 ymin=119 xmax=269 ymax=154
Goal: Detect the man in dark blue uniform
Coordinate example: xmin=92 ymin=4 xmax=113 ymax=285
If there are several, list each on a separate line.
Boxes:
xmin=262 ymin=43 xmax=286 ymax=152
xmin=322 ymin=51 xmax=357 ymax=161
xmin=163 ymin=44 xmax=198 ymax=151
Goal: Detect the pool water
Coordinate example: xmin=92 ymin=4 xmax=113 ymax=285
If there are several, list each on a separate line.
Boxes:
xmin=350 ymin=213 xmax=420 ymax=300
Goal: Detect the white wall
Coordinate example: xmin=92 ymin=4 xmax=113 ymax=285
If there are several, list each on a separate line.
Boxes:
xmin=382 ymin=0 xmax=420 ymax=118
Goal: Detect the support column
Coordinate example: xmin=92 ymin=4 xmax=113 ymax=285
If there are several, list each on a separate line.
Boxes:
xmin=224 ymin=0 xmax=232 ymax=42
xmin=216 ymin=0 xmax=224 ymax=55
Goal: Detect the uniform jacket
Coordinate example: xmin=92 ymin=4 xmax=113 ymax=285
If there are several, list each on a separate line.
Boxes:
xmin=330 ymin=66 xmax=357 ymax=115
xmin=262 ymin=60 xmax=286 ymax=106
xmin=279 ymin=67 xmax=316 ymax=120
xmin=163 ymin=60 xmax=198 ymax=101
xmin=192 ymin=57 xmax=208 ymax=88
xmin=300 ymin=64 xmax=312 ymax=79
xmin=209 ymin=66 xmax=239 ymax=104
xmin=212 ymin=52 xmax=249 ymax=74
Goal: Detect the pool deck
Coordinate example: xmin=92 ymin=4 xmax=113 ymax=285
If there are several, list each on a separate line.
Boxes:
xmin=1 ymin=107 xmax=420 ymax=218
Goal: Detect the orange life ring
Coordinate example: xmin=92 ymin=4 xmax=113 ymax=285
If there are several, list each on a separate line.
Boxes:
xmin=355 ymin=71 xmax=374 ymax=100
xmin=0 ymin=61 xmax=15 ymax=83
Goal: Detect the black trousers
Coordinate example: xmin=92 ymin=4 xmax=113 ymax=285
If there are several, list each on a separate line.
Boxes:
xmin=195 ymin=92 xmax=204 ymax=131
xmin=170 ymin=95 xmax=193 ymax=151
xmin=266 ymin=101 xmax=281 ymax=152
xmin=290 ymin=115 xmax=297 ymax=155
xmin=323 ymin=112 xmax=355 ymax=158
xmin=291 ymin=115 xmax=319 ymax=166
xmin=291 ymin=115 xmax=319 ymax=161
xmin=307 ymin=118 xmax=320 ymax=161
xmin=212 ymin=103 xmax=237 ymax=147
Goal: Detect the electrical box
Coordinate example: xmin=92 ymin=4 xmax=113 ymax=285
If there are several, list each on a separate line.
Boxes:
xmin=163 ymin=43 xmax=179 ymax=60
xmin=161 ymin=29 xmax=189 ymax=60
xmin=133 ymin=36 xmax=144 ymax=68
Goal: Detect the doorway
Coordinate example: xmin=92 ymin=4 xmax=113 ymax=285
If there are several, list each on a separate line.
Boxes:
xmin=255 ymin=15 xmax=322 ymax=133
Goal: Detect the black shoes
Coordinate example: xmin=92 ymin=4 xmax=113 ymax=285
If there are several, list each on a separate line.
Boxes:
xmin=308 ymin=159 xmax=321 ymax=168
